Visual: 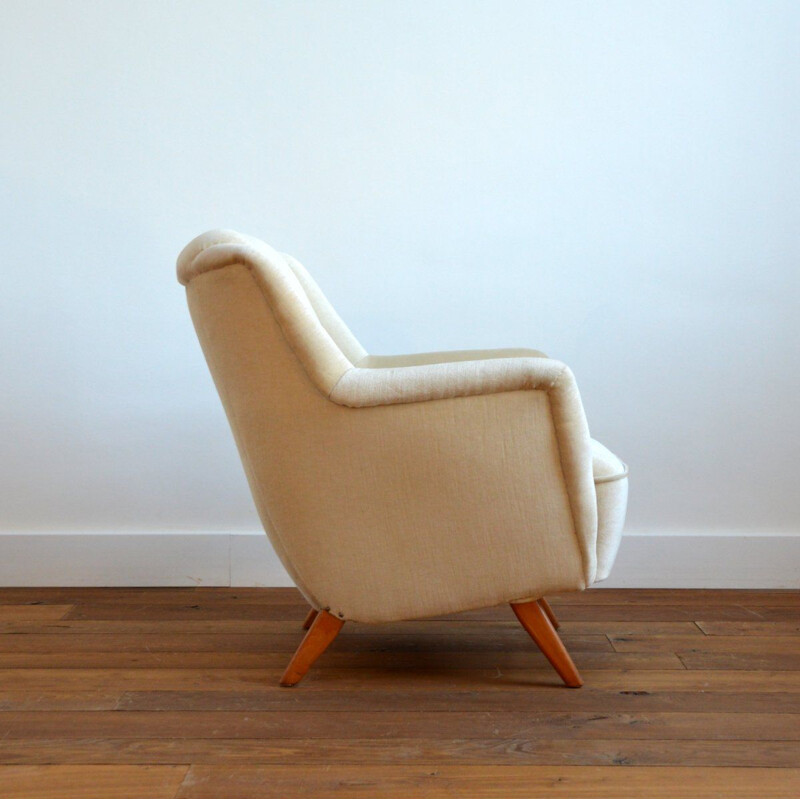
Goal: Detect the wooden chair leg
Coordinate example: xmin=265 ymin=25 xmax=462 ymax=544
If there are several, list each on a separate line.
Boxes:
xmin=511 ymin=599 xmax=583 ymax=688
xmin=302 ymin=608 xmax=318 ymax=630
xmin=538 ymin=597 xmax=560 ymax=629
xmin=280 ymin=610 xmax=344 ymax=687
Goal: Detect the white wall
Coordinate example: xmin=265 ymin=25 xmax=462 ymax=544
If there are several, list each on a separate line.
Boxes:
xmin=1 ymin=2 xmax=798 ymax=552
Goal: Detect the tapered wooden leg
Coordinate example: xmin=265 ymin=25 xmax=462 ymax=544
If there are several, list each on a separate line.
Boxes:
xmin=280 ymin=610 xmax=344 ymax=687
xmin=302 ymin=608 xmax=318 ymax=630
xmin=511 ymin=599 xmax=582 ymax=687
xmin=538 ymin=597 xmax=560 ymax=629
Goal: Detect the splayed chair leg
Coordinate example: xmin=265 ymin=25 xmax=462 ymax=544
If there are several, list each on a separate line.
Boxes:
xmin=281 ymin=610 xmax=344 ymax=687
xmin=302 ymin=608 xmax=319 ymax=630
xmin=510 ymin=598 xmax=582 ymax=688
xmin=538 ymin=597 xmax=560 ymax=629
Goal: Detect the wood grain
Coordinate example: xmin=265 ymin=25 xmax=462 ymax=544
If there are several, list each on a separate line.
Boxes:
xmin=0 ymin=631 xmax=614 ymax=654
xmin=0 ymin=605 xmax=73 ymax=621
xmin=697 ymin=620 xmax=800 ymax=636
xmin=176 ymin=764 xmax=800 ymax=798
xmin=3 ymin=710 xmax=798 ymax=740
xmin=6 ymin=664 xmax=800 ymax=695
xmin=0 ymin=649 xmax=685 ymax=669
xmin=0 ymin=586 xmax=796 ymax=798
xmin=0 ymin=765 xmax=188 ymax=799
xmin=2 ymin=738 xmax=799 ymax=768
xmin=610 ymin=635 xmax=800 ymax=654
xmin=5 ymin=668 xmax=800 ymax=692
xmin=112 ymin=689 xmax=800 ymax=714
xmin=0 ymin=619 xmax=706 ymax=635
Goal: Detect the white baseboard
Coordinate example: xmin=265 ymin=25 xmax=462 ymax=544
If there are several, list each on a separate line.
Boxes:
xmin=0 ymin=530 xmax=797 ymax=589
xmin=599 ymin=531 xmax=799 ymax=589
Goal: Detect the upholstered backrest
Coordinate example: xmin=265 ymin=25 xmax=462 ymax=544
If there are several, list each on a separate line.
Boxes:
xmin=177 ymin=229 xmax=365 ymax=395
xmin=281 ymin=252 xmax=366 ymax=366
xmin=178 ymin=231 xmax=374 ymax=606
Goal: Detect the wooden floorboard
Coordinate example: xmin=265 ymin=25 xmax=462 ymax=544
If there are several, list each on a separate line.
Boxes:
xmin=0 ymin=587 xmax=797 ymax=797
xmin=1 ymin=737 xmax=799 ymax=768
xmin=0 ymin=618 xmax=706 ymax=636
xmin=58 ymin=602 xmax=771 ymax=622
xmin=6 ymin=667 xmax=800 ymax=691
xmin=0 ymin=649 xmax=687 ymax=669
xmin=697 ymin=620 xmax=800 ymax=635
xmin=5 ymin=709 xmax=799 ymax=741
xmin=3 ymin=689 xmax=799 ymax=714
xmin=176 ymin=764 xmax=800 ymax=798
xmin=0 ymin=764 xmax=188 ymax=799
xmin=0 ymin=605 xmax=73 ymax=622
xmin=0 ymin=631 xmax=616 ymax=653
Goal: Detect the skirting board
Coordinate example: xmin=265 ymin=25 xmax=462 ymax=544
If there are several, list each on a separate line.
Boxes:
xmin=0 ymin=531 xmax=797 ymax=588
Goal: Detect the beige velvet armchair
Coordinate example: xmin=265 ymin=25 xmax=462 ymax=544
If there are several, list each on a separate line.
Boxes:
xmin=177 ymin=229 xmax=628 ymax=688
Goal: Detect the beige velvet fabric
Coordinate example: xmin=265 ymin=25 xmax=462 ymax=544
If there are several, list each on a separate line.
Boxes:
xmin=282 ymin=252 xmax=367 ymax=365
xmin=178 ymin=230 xmax=354 ymax=394
xmin=178 ymin=229 xmax=628 ymax=621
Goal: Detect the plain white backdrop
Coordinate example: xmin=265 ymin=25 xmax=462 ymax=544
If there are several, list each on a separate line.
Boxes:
xmin=1 ymin=2 xmax=798 ymax=572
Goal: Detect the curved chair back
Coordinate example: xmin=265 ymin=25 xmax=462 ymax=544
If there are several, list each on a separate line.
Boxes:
xmin=177 ymin=230 xmax=363 ymax=604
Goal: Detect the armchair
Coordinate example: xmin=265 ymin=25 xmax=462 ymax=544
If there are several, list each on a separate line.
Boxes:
xmin=177 ymin=230 xmax=628 ymax=687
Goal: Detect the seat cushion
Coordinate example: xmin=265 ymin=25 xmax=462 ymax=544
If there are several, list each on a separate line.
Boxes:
xmin=591 ymin=439 xmax=628 ymax=581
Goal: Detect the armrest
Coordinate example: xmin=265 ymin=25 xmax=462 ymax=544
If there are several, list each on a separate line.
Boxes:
xmin=329 ymin=356 xmax=598 ymax=587
xmin=356 ymin=347 xmax=547 ymax=369
xmin=331 ymin=356 xmax=566 ymax=407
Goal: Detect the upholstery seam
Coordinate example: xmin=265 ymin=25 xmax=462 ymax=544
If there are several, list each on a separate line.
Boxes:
xmin=594 ymin=464 xmax=629 ymax=484
xmin=547 ymin=369 xmax=592 ymax=588
xmin=327 ymin=367 xmax=353 ymax=401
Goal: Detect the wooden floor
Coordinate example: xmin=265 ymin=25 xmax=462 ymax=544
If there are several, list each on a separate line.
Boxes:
xmin=0 ymin=588 xmax=798 ymax=798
